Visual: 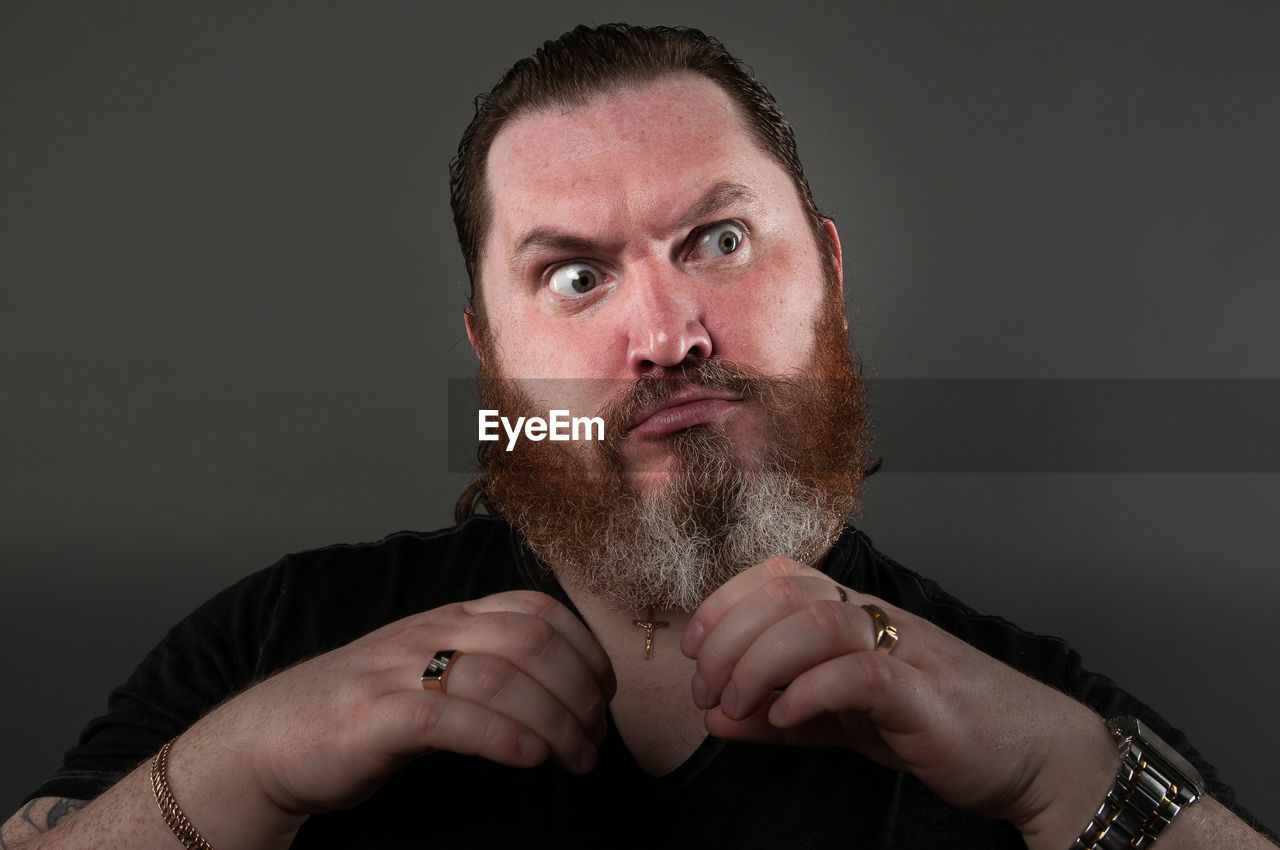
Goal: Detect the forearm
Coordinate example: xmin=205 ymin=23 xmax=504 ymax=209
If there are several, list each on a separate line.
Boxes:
xmin=1006 ymin=703 xmax=1276 ymax=850
xmin=1017 ymin=715 xmax=1276 ymax=850
xmin=1154 ymin=796 xmax=1279 ymax=850
xmin=4 ymin=736 xmax=306 ymax=850
xmin=1026 ymin=791 xmax=1276 ymax=850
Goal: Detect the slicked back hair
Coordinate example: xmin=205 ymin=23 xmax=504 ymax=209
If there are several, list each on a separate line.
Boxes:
xmin=449 ymin=23 xmax=831 ymax=328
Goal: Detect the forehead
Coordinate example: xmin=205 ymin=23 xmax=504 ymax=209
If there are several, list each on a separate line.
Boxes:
xmin=482 ymin=74 xmax=796 ymax=256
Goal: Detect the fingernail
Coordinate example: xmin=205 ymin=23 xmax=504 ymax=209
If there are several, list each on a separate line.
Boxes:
xmin=691 ymin=672 xmax=709 ymax=708
xmin=721 ymin=681 xmax=741 ymax=719
xmin=519 ymin=732 xmax=547 ymax=764
xmin=681 ymin=619 xmax=705 ymax=657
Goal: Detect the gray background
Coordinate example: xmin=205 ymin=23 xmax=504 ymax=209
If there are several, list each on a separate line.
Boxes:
xmin=2 ymin=0 xmax=1277 ymax=829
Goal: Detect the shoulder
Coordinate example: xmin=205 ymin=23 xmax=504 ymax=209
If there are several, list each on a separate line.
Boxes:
xmin=199 ymin=515 xmax=529 ymax=658
xmin=274 ymin=514 xmax=518 ymax=575
xmin=266 ymin=515 xmax=522 ymax=595
xmin=108 ymin=516 xmax=528 ymax=707
xmin=23 ymin=517 xmax=531 ymax=804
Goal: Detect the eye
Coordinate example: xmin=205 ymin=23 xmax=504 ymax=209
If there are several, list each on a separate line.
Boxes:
xmin=692 ymin=222 xmax=745 ymax=259
xmin=548 ymin=263 xmax=604 ymax=296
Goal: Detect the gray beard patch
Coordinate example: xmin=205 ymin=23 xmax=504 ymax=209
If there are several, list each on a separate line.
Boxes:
xmin=536 ymin=430 xmax=841 ymax=612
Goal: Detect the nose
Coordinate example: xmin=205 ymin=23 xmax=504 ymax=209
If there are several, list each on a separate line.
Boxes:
xmin=623 ymin=265 xmax=713 ymax=373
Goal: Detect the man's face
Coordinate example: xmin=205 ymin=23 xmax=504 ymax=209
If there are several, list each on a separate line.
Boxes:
xmin=472 ymin=73 xmax=841 ymax=481
xmin=467 ymin=73 xmax=869 ymax=611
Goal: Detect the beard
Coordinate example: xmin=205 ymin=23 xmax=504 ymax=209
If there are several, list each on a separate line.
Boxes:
xmin=475 ymin=295 xmax=872 ymax=612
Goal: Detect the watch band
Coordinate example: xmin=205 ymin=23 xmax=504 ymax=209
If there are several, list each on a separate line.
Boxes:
xmin=1071 ymin=717 xmax=1205 ymax=850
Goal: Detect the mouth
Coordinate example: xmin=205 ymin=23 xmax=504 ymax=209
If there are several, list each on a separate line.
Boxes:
xmin=626 ymin=387 xmax=745 ymax=439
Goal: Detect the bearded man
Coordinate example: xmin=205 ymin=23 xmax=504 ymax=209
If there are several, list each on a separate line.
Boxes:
xmin=6 ymin=23 xmax=1277 ymax=850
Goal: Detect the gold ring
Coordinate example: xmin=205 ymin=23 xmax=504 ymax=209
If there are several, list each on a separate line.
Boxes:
xmin=861 ymin=604 xmax=898 ymax=654
xmin=835 ymin=584 xmax=849 ymax=603
xmin=421 ymin=650 xmax=461 ymax=692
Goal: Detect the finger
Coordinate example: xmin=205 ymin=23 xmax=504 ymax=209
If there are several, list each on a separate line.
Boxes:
xmin=449 ymin=611 xmax=609 ymax=747
xmin=703 ymin=692 xmax=841 ymax=747
xmin=437 ymin=652 xmax=599 ymax=774
xmin=372 ymin=690 xmax=550 ymax=770
xmin=704 ymin=697 xmax=911 ymax=773
xmin=691 ymin=574 xmax=848 ymax=710
xmin=682 ymin=556 xmax=819 ymax=657
xmin=463 ymin=591 xmax=617 ymax=700
xmin=717 ymin=598 xmax=872 ymax=720
xmin=703 ymin=691 xmax=789 ymax=744
xmin=768 ymin=651 xmax=935 ymax=737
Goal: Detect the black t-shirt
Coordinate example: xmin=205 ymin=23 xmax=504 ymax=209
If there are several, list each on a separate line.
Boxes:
xmin=29 ymin=517 xmax=1276 ymax=847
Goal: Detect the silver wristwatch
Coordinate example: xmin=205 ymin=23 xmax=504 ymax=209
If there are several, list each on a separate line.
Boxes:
xmin=1071 ymin=716 xmax=1205 ymax=849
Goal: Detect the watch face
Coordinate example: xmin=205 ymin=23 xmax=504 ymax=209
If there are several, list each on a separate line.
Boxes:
xmin=1120 ymin=717 xmax=1207 ymax=796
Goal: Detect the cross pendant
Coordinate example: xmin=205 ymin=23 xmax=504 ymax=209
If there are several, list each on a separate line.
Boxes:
xmin=631 ymin=608 xmax=669 ymax=660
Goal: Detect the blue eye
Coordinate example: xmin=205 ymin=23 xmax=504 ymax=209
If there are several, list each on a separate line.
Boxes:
xmin=695 ymin=223 xmax=744 ymax=257
xmin=548 ymin=263 xmax=602 ymax=296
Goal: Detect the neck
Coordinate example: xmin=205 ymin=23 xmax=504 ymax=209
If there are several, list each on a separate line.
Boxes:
xmin=562 ymin=582 xmax=693 ymax=666
xmin=559 ymin=579 xmax=707 ymax=776
xmin=552 ymin=534 xmax=844 ymax=777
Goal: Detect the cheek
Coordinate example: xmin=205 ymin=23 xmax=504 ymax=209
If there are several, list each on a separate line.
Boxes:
xmin=708 ymin=274 xmax=826 ymax=370
xmin=485 ymin=324 xmax=625 ymax=421
xmin=500 ymin=324 xmax=624 ymax=382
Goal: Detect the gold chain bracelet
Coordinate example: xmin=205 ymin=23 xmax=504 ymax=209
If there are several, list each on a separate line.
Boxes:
xmin=150 ymin=737 xmax=217 ymax=850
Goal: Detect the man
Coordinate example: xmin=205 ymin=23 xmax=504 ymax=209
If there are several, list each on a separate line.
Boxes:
xmin=5 ymin=23 xmax=1276 ymax=849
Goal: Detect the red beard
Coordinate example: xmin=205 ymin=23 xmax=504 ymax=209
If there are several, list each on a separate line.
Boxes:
xmin=475 ymin=296 xmax=872 ymax=611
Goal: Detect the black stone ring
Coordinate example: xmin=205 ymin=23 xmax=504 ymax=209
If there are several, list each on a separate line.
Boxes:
xmin=421 ymin=649 xmax=461 ymax=692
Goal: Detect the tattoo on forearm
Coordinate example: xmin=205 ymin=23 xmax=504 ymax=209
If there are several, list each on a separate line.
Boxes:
xmin=46 ymin=798 xmax=86 ymax=827
xmin=4 ymin=797 xmax=88 ymax=841
xmin=18 ymin=801 xmax=38 ymax=831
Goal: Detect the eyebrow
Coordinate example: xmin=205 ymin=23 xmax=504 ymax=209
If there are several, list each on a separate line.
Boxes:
xmin=672 ymin=181 xmax=762 ymax=233
xmin=508 ymin=181 xmax=763 ymax=271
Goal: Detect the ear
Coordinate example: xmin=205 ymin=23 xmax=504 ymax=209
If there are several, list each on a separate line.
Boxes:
xmin=822 ymin=217 xmax=844 ymax=298
xmin=464 ymin=305 xmax=485 ymax=364
xmin=822 ymin=217 xmax=849 ymax=331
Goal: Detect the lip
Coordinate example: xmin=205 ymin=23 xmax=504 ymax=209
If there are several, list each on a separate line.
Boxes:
xmin=627 ymin=388 xmax=744 ymax=438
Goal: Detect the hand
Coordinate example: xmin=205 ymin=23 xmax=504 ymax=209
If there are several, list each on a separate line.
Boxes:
xmin=680 ymin=556 xmax=1116 ymax=836
xmin=191 ymin=590 xmax=615 ymax=816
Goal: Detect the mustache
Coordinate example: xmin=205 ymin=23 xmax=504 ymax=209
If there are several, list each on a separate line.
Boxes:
xmin=600 ymin=359 xmax=783 ymax=446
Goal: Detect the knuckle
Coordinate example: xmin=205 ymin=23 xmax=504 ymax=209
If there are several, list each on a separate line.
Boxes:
xmin=803 ymin=599 xmax=849 ymax=640
xmin=508 ymin=616 xmax=558 ymax=661
xmin=501 ymin=590 xmax=559 ymax=617
xmin=465 ymin=655 xmax=520 ymax=702
xmin=391 ymin=618 xmax=454 ymax=656
xmin=760 ymin=555 xmax=801 ymax=578
xmin=761 ymin=576 xmax=807 ymax=610
xmin=402 ymin=600 xmax=465 ymax=633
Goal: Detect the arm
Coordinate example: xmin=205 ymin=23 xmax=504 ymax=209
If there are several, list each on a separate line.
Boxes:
xmin=684 ymin=556 xmax=1277 ymax=849
xmin=2 ymin=759 xmax=301 ymax=850
xmin=3 ymin=799 xmax=89 ymax=848
xmin=5 ymin=590 xmax=614 ymax=848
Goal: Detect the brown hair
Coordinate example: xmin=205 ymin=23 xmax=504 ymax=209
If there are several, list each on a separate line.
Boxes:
xmin=448 ymin=23 xmax=830 ymax=326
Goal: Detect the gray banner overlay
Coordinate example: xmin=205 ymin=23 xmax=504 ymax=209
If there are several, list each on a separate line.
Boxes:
xmin=447 ymin=379 xmax=1280 ymax=473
